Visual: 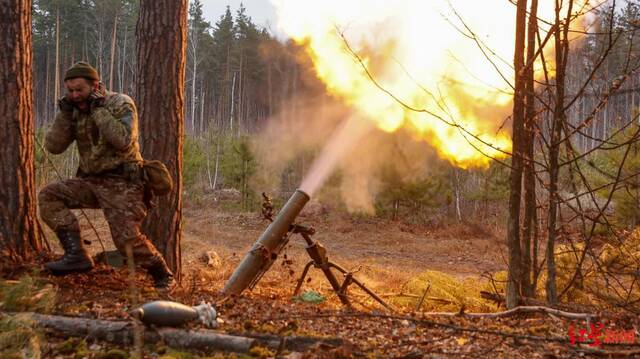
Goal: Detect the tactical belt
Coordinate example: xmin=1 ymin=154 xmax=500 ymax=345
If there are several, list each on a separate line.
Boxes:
xmin=77 ymin=164 xmax=126 ymax=178
xmin=78 ymin=161 xmax=144 ymax=184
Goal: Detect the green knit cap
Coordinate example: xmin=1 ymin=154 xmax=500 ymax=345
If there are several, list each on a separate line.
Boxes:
xmin=64 ymin=61 xmax=100 ymax=82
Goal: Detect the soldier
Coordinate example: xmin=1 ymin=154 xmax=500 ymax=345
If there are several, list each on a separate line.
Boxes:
xmin=39 ymin=61 xmax=175 ymax=290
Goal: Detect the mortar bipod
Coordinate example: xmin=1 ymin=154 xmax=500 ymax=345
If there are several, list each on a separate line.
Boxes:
xmin=290 ymin=224 xmax=393 ymax=311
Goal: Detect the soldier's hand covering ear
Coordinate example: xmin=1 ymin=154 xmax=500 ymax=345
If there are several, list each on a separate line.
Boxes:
xmin=58 ymin=96 xmax=74 ymax=113
xmin=92 ymin=97 xmax=135 ymax=151
xmin=89 ymin=90 xmax=106 ymax=110
xmin=47 ymin=100 xmax=76 ymax=154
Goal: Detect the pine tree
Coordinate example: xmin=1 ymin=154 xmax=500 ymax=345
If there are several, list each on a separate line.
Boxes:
xmin=0 ymin=0 xmax=44 ymax=264
xmin=211 ymin=6 xmax=236 ymax=132
xmin=186 ymin=0 xmax=211 ymax=134
xmin=137 ymin=0 xmax=188 ymax=276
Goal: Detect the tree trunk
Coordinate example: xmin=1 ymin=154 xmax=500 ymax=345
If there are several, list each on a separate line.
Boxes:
xmin=267 ymin=63 xmax=273 ymax=117
xmin=0 ymin=0 xmax=44 ymax=265
xmin=44 ymin=39 xmax=50 ymax=124
xmin=190 ymin=29 xmax=197 ymax=134
xmin=96 ymin=7 xmax=106 ymax=78
xmin=230 ymin=72 xmax=236 ymax=135
xmin=199 ymin=79 xmax=205 ymax=135
xmin=546 ymin=0 xmax=573 ymax=306
xmin=120 ymin=22 xmax=128 ymax=93
xmin=521 ymin=0 xmax=539 ymax=298
xmin=238 ymin=50 xmax=244 ymax=134
xmin=454 ymin=169 xmax=462 ymax=222
xmin=212 ymin=136 xmax=220 ymax=190
xmin=109 ymin=8 xmax=118 ymax=91
xmin=54 ymin=5 xmax=60 ymax=113
xmin=136 ymin=0 xmax=188 ymax=277
xmin=506 ymin=0 xmax=528 ymax=309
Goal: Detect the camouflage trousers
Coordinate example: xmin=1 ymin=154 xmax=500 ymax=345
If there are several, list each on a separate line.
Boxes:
xmin=38 ymin=175 xmax=161 ymax=267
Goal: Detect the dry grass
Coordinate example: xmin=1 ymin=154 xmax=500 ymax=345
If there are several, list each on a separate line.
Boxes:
xmin=0 ymin=314 xmax=42 ymax=359
xmin=389 ymin=270 xmax=505 ymax=312
xmin=0 ymin=274 xmax=56 ymax=314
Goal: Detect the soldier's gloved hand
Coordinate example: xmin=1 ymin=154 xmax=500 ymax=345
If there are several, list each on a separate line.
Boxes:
xmin=88 ymin=90 xmax=106 ymax=110
xmin=58 ymin=96 xmax=74 ymax=113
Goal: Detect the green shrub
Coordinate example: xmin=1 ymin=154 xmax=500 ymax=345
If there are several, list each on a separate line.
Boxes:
xmin=221 ymin=136 xmax=257 ymax=210
xmin=374 ymin=161 xmax=453 ymax=221
xmin=183 ymin=135 xmax=209 ymax=191
xmin=589 ymin=123 xmax=640 ymax=229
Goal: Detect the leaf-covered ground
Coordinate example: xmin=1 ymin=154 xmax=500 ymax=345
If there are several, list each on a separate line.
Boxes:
xmin=4 ymin=263 xmax=638 ymax=358
xmin=3 ymin=200 xmax=640 ymax=357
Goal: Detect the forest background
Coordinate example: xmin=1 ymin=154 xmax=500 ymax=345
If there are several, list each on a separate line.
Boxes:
xmin=31 ymin=0 xmax=640 ymax=228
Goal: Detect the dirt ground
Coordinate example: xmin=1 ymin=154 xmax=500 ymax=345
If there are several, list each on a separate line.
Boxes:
xmin=180 ymin=198 xmax=508 ymax=293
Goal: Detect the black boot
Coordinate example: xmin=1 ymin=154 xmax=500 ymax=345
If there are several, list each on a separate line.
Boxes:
xmin=45 ymin=230 xmax=94 ymax=275
xmin=146 ymin=257 xmax=176 ymax=290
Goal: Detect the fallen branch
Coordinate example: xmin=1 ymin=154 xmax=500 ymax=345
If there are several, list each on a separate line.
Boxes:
xmin=571 ymin=346 xmax=640 ymax=357
xmin=242 ymin=332 xmax=346 ymax=352
xmin=5 ymin=312 xmax=349 ymax=354
xmin=420 ymin=305 xmax=595 ymax=320
xmin=379 ymin=293 xmax=454 ymax=304
xmin=379 ymin=292 xmax=594 ymax=319
xmin=379 ymin=293 xmax=422 ymax=298
xmin=415 ymin=284 xmax=431 ymax=311
xmin=7 ymin=312 xmax=255 ymax=353
xmin=480 ymin=291 xmax=597 ymax=313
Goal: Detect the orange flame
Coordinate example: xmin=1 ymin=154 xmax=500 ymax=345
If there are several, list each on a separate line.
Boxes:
xmin=272 ymin=0 xmax=592 ymax=168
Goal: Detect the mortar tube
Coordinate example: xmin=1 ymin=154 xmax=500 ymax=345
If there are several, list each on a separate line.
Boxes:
xmin=222 ymin=189 xmax=311 ymax=296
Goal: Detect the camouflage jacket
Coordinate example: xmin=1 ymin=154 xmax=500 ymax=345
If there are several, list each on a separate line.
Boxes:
xmin=44 ymin=91 xmax=143 ymax=175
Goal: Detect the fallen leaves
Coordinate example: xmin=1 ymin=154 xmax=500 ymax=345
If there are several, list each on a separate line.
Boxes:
xmin=2 ymin=264 xmax=638 ymax=358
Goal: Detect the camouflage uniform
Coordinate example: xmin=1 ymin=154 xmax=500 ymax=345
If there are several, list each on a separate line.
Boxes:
xmin=39 ymin=90 xmax=162 ymax=267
